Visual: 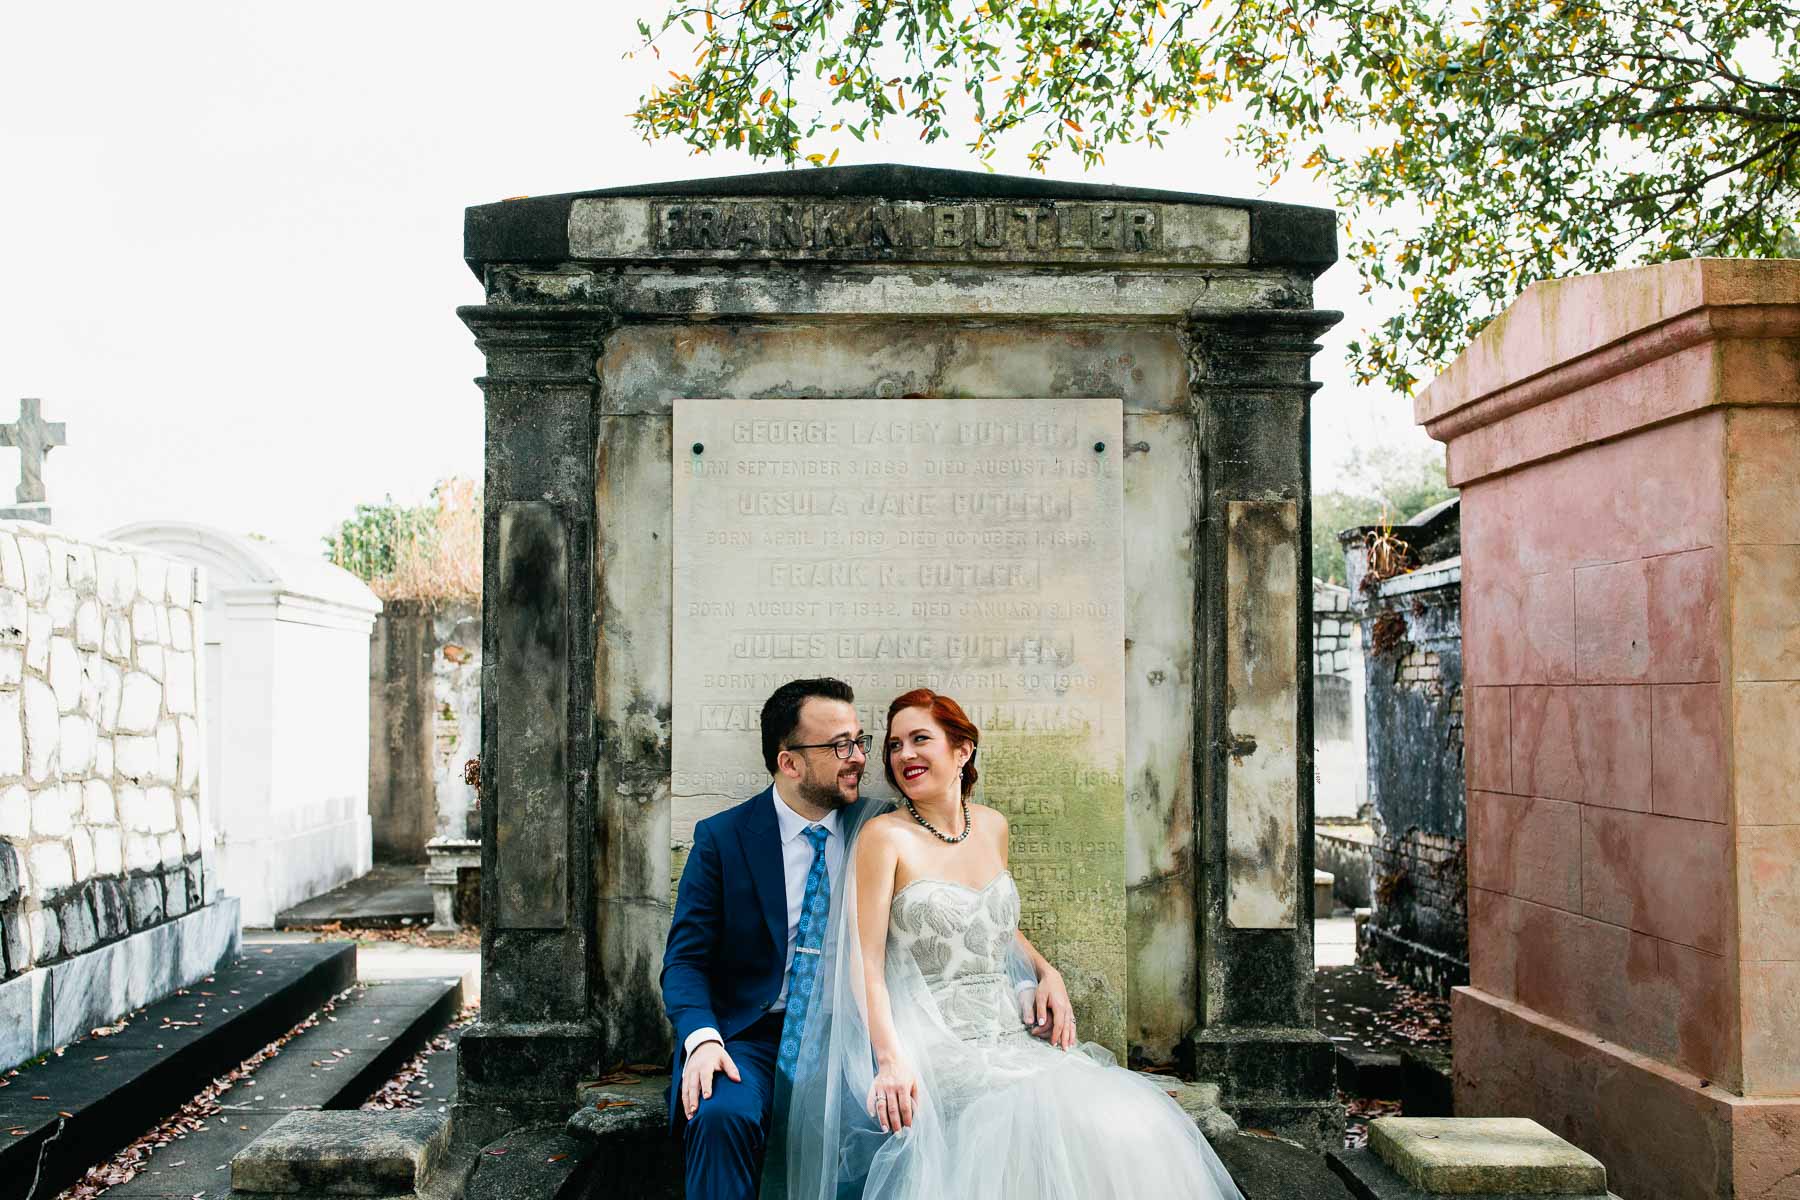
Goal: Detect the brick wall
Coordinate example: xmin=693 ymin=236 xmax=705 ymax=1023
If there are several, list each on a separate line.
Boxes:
xmin=1345 ymin=541 xmax=1469 ymax=995
xmin=0 ymin=522 xmax=211 ymax=982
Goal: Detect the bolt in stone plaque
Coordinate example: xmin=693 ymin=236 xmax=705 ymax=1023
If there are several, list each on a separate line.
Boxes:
xmin=672 ymin=397 xmax=1128 ymax=1054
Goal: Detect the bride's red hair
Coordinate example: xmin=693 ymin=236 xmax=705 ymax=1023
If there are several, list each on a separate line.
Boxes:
xmin=883 ymin=688 xmax=981 ymax=798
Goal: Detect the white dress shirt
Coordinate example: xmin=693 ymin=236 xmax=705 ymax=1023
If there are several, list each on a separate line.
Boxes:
xmin=684 ymin=784 xmax=845 ymax=1056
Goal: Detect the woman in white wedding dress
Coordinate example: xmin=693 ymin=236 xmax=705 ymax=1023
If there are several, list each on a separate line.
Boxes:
xmin=773 ymin=688 xmax=1243 ymax=1200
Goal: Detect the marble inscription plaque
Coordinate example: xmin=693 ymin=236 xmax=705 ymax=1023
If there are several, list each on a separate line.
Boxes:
xmin=1224 ymin=500 xmax=1300 ymax=929
xmin=570 ymin=197 xmax=1250 ymax=265
xmin=672 ymin=397 xmax=1128 ymax=1054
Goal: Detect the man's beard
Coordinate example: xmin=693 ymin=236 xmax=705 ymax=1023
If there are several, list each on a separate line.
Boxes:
xmin=798 ymin=766 xmax=858 ymax=810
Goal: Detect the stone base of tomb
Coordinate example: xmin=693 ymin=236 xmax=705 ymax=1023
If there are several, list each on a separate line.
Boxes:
xmin=1188 ymin=1025 xmax=1345 ymax=1150
xmin=451 ymin=1020 xmax=608 ymax=1150
xmin=1454 ymin=987 xmax=1800 ymax=1200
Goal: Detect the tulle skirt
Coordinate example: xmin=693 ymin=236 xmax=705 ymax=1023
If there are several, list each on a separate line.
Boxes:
xmin=860 ymin=1031 xmax=1243 ymax=1200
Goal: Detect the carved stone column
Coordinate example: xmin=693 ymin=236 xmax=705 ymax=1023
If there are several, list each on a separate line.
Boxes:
xmin=1186 ymin=308 xmax=1346 ymax=1148
xmin=453 ymin=306 xmax=611 ymax=1141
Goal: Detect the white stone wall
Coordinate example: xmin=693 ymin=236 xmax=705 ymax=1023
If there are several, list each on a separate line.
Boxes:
xmin=1312 ymin=579 xmax=1353 ymax=676
xmin=431 ymin=603 xmax=481 ymax=841
xmin=0 ymin=522 xmax=210 ymax=980
xmin=1312 ymin=578 xmax=1367 ymax=822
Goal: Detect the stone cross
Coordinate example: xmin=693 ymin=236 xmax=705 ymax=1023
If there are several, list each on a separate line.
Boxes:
xmin=0 ymin=399 xmax=67 ymax=504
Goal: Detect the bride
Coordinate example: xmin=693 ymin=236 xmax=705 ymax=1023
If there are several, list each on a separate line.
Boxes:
xmin=772 ymin=688 xmax=1244 ymax=1199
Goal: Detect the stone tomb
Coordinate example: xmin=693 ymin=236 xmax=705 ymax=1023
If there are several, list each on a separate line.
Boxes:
xmin=673 ymin=396 xmax=1128 ymax=1053
xmin=456 ymin=164 xmax=1342 ymax=1148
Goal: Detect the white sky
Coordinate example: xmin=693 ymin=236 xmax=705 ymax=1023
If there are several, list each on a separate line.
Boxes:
xmin=0 ymin=2 xmax=1436 ymax=552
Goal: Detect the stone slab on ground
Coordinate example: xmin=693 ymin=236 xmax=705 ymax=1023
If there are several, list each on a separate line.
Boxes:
xmin=564 ymin=1074 xmax=679 ymax=1198
xmin=1210 ymin=1132 xmax=1357 ymax=1200
xmin=87 ymin=975 xmax=460 ymax=1200
xmin=231 ymin=1110 xmax=449 ymax=1195
xmin=0 ymin=942 xmax=355 ymax=1200
xmin=1328 ymin=1148 xmax=1617 ymax=1200
xmin=274 ymin=866 xmax=432 ymax=931
xmin=1371 ymin=1118 xmax=1607 ymax=1195
xmin=464 ymin=1125 xmax=600 ymax=1200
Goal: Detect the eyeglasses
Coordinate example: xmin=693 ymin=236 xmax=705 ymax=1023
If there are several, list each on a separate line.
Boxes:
xmin=784 ymin=734 xmax=873 ymax=761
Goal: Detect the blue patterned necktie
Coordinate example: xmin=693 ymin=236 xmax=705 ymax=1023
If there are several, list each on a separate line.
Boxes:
xmin=776 ymin=824 xmax=831 ymax=1080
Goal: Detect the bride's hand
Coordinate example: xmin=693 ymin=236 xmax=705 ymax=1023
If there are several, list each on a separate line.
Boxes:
xmin=867 ymin=1058 xmax=919 ymax=1133
xmin=1024 ymin=967 xmax=1077 ymax=1050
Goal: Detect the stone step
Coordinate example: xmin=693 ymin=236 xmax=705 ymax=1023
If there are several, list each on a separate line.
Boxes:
xmin=230 ymin=1111 xmax=449 ymax=1198
xmin=1328 ymin=1116 xmax=1614 ymax=1199
xmin=105 ymin=975 xmax=463 ymax=1200
xmin=0 ymin=942 xmax=357 ymax=1200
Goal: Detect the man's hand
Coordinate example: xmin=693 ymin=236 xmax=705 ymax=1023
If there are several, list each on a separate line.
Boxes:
xmin=1022 ymin=967 xmax=1076 ymax=1050
xmin=681 ymin=1039 xmax=741 ymax=1119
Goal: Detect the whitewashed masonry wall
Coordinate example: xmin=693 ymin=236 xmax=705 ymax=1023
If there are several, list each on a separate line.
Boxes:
xmin=0 ymin=522 xmax=218 ymax=990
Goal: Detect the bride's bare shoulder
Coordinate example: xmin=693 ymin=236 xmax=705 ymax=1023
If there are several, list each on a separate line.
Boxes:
xmin=856 ymin=810 xmax=907 ymax=851
xmin=970 ymin=802 xmax=1008 ymax=827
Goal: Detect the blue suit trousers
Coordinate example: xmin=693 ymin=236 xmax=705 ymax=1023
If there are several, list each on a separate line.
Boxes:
xmin=684 ymin=1013 xmax=784 ymax=1200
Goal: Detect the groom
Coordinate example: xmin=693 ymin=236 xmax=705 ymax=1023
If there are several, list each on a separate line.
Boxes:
xmin=662 ymin=677 xmax=874 ymax=1200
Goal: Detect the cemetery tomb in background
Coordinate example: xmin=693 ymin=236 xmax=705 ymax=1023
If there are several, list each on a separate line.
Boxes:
xmin=672 ymin=396 xmax=1128 ymax=1053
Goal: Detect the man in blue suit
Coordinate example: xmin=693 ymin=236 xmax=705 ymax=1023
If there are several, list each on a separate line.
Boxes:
xmin=663 ymin=677 xmax=873 ymax=1200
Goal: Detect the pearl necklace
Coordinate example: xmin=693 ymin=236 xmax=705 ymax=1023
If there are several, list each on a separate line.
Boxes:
xmin=904 ymin=795 xmax=973 ymax=844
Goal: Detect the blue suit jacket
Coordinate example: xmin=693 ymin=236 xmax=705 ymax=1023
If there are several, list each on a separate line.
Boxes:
xmin=662 ymin=786 xmax=799 ymax=1129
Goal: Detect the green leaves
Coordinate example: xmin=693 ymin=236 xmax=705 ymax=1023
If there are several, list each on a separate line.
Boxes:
xmin=629 ymin=0 xmax=1800 ymax=394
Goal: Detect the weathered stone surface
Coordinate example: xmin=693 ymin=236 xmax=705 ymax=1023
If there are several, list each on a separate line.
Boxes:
xmin=126 ymin=873 xmax=164 ymax=927
xmin=93 ymin=877 xmax=127 ymax=939
xmin=0 ymin=690 xmax=21 ymax=777
xmin=1224 ymin=500 xmax=1301 ymax=928
xmin=0 ymin=533 xmax=22 ymax=591
xmin=0 ymin=784 xmax=26 ymax=839
xmin=30 ymin=840 xmax=72 ymax=891
xmin=1328 ymin=1148 xmax=1613 ymax=1200
xmin=155 ymin=720 xmax=178 ymax=783
xmin=92 ymin=826 xmax=122 ymax=875
xmin=70 ymin=826 xmax=93 ymax=881
xmin=470 ymin=164 xmax=1336 ymax=271
xmin=58 ymin=891 xmax=97 ymax=955
xmin=23 ymin=675 xmax=57 ymax=779
xmin=19 ymin=537 xmax=48 ymax=603
xmin=569 ymin=195 xmax=1251 ymax=266
xmin=59 ymin=713 xmax=95 ymax=774
xmin=1370 ymin=1118 xmax=1606 ymax=1196
xmin=462 ymin=164 xmax=1338 ymax=1126
xmin=671 ymin=396 xmax=1130 ymax=1054
xmin=118 ymin=671 xmax=159 ymax=733
xmin=164 ymin=649 xmax=195 ymax=714
xmin=1215 ymin=1132 xmax=1358 ymax=1200
xmin=0 ymin=840 xmax=19 ymax=903
xmin=24 ymin=607 xmax=48 ymax=673
xmin=492 ymin=501 xmax=570 ymax=931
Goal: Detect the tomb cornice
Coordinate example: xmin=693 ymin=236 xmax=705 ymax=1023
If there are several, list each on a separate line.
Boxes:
xmin=458 ymin=304 xmax=613 ymax=386
xmin=1416 ymin=258 xmax=1800 ymax=433
xmin=1185 ymin=307 xmax=1344 ymax=395
xmin=1420 ymin=300 xmax=1800 ymax=456
xmin=478 ymin=263 xmax=1319 ymax=321
xmin=464 ymin=164 xmax=1336 ymax=278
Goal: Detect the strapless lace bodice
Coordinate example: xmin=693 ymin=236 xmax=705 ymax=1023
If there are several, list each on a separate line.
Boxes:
xmin=887 ymin=872 xmax=1030 ymax=1045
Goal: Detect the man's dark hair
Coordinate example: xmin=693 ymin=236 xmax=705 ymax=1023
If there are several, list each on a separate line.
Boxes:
xmin=761 ymin=677 xmax=855 ymax=774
